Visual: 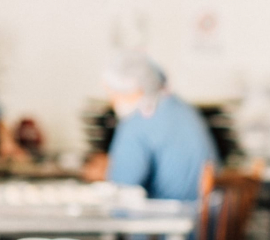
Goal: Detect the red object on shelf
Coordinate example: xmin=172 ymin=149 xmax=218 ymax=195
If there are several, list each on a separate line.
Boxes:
xmin=15 ymin=118 xmax=43 ymax=152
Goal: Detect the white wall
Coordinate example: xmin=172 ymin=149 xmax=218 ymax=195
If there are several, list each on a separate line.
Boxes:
xmin=0 ymin=0 xmax=270 ymax=152
xmin=0 ymin=0 xmax=183 ymax=152
xmin=0 ymin=1 xmax=105 ymax=152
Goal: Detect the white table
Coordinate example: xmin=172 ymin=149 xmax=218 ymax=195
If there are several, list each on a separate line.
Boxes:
xmin=0 ymin=200 xmax=196 ymax=240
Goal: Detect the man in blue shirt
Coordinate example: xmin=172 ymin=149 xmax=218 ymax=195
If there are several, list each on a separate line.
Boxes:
xmin=104 ymin=51 xmax=218 ymax=200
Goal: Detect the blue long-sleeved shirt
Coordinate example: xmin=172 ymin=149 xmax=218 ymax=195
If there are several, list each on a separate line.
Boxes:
xmin=108 ymin=94 xmax=218 ymax=200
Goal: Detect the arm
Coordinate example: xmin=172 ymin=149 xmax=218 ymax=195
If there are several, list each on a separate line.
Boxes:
xmin=107 ymin=123 xmax=152 ymax=186
xmin=82 ymin=153 xmax=109 ymax=182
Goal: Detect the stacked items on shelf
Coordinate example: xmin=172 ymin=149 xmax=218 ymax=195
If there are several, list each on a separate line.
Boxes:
xmin=82 ymin=99 xmax=117 ymax=154
xmin=198 ymin=103 xmax=242 ymax=165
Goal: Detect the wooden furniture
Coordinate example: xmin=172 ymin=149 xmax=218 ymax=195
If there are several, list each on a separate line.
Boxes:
xmin=213 ymin=159 xmax=264 ymax=240
xmin=200 ymin=163 xmax=215 ymax=240
xmin=200 ymin=159 xmax=264 ymax=240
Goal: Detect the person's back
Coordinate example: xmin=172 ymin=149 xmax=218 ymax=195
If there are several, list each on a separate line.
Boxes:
xmin=108 ymin=94 xmax=217 ymax=200
xmin=103 ymin=50 xmax=218 ymax=201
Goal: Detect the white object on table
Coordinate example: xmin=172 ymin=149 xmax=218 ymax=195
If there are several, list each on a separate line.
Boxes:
xmin=0 ymin=200 xmax=195 ymax=237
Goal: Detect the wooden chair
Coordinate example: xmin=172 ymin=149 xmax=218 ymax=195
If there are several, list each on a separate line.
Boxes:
xmin=199 ymin=159 xmax=264 ymax=240
xmin=213 ymin=159 xmax=264 ymax=240
xmin=199 ymin=162 xmax=215 ymax=240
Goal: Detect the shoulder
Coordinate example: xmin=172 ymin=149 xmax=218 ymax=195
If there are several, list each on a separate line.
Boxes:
xmin=113 ymin=113 xmax=147 ymax=145
xmin=157 ymin=94 xmax=201 ymax=122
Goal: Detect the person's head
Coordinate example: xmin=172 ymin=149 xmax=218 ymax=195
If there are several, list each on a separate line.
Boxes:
xmin=103 ymin=51 xmax=167 ymax=118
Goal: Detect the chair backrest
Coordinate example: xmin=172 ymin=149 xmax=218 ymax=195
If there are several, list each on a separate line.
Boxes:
xmin=214 ymin=158 xmax=264 ymax=240
xmin=199 ymin=158 xmax=264 ymax=240
xmin=199 ymin=162 xmax=215 ymax=240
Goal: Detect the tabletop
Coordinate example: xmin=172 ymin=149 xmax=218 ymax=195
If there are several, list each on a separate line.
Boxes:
xmin=0 ymin=200 xmax=196 ymax=236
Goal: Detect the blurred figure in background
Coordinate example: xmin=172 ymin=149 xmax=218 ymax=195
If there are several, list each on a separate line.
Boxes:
xmin=101 ymin=51 xmax=218 ymax=201
xmin=0 ymin=111 xmax=28 ymax=162
xmin=14 ymin=118 xmax=44 ymax=162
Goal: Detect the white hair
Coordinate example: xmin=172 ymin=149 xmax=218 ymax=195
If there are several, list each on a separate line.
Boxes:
xmin=103 ymin=51 xmax=167 ymax=96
